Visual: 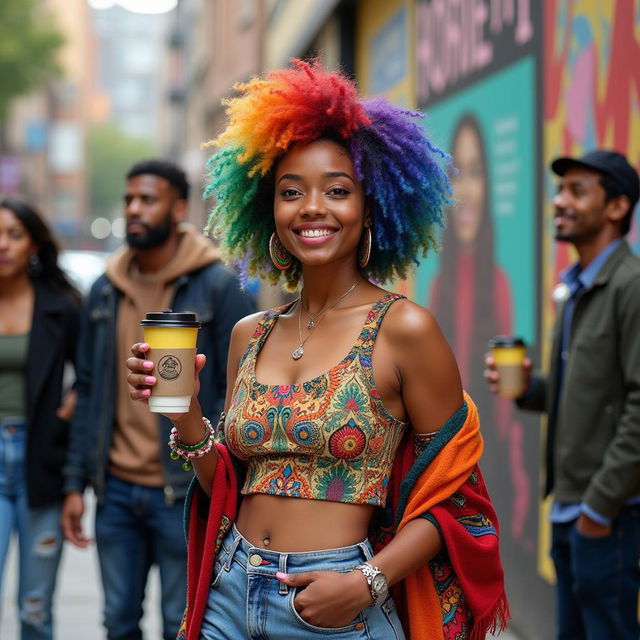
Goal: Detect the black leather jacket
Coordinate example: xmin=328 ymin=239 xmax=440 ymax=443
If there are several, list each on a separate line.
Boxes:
xmin=25 ymin=280 xmax=81 ymax=508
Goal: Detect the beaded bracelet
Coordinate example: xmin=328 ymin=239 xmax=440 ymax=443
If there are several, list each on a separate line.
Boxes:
xmin=168 ymin=417 xmax=214 ymax=471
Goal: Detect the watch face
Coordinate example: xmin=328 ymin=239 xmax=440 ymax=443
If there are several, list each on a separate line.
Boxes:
xmin=372 ymin=573 xmax=388 ymax=595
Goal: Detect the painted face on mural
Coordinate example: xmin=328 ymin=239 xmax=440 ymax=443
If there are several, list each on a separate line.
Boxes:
xmin=553 ymin=167 xmax=610 ymax=244
xmin=451 ymin=124 xmax=486 ymax=248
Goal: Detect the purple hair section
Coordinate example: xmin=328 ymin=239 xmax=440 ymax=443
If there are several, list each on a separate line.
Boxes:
xmin=348 ymin=98 xmax=451 ymax=273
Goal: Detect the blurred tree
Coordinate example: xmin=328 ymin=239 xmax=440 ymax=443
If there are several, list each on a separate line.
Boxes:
xmin=87 ymin=122 xmax=155 ymax=219
xmin=0 ymin=0 xmax=64 ymax=143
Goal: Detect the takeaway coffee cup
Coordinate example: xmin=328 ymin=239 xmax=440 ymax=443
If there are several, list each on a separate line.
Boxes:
xmin=140 ymin=311 xmax=201 ymax=413
xmin=488 ymin=336 xmax=527 ymax=398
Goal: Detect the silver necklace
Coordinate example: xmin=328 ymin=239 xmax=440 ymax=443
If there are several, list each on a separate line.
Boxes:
xmin=291 ymin=282 xmax=359 ymax=360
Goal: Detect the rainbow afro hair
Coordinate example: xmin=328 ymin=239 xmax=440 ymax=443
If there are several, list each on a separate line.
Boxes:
xmin=204 ymin=59 xmax=451 ymax=289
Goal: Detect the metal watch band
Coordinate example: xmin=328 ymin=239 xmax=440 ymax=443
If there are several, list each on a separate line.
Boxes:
xmin=355 ymin=562 xmax=385 ymax=604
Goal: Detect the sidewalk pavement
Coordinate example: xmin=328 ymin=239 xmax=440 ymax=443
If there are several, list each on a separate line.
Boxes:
xmin=0 ymin=493 xmax=162 ymax=639
xmin=1 ymin=493 xmax=522 ymax=639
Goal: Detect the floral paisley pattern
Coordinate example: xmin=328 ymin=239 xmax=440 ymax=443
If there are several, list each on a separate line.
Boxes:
xmin=328 ymin=420 xmax=366 ymax=459
xmin=429 ymin=552 xmax=471 ymax=638
xmin=315 ymin=465 xmax=359 ymax=502
xmin=224 ymin=294 xmax=407 ymax=506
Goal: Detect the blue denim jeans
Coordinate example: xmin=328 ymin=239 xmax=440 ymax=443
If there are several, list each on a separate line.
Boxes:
xmin=550 ymin=506 xmax=640 ymax=640
xmin=94 ymin=475 xmax=187 ymax=640
xmin=0 ymin=418 xmax=64 ymax=640
xmin=201 ymin=524 xmax=406 ymax=640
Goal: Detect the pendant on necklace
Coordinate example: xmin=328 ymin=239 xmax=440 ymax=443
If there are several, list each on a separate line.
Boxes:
xmin=306 ymin=320 xmax=315 ymax=329
xmin=292 ymin=346 xmax=304 ymax=360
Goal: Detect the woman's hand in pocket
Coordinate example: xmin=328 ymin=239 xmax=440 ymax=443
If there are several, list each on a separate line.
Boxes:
xmin=277 ymin=569 xmax=372 ymax=628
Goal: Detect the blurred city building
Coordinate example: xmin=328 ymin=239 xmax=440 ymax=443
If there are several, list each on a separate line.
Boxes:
xmin=161 ymin=0 xmax=265 ymax=227
xmin=92 ymin=5 xmax=170 ymax=139
xmin=1 ymin=0 xmax=95 ymax=247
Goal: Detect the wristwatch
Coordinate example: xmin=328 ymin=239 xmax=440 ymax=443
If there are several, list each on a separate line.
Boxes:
xmin=355 ymin=562 xmax=389 ymax=605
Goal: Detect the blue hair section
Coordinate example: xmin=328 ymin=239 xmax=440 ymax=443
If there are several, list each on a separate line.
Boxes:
xmin=351 ymin=99 xmax=452 ymax=282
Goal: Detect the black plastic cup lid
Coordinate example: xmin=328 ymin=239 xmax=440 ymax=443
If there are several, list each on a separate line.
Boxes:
xmin=488 ymin=336 xmax=525 ymax=348
xmin=140 ymin=310 xmax=201 ymax=328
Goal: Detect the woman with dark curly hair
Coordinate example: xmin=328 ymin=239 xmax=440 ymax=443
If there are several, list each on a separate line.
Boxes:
xmin=127 ymin=60 xmax=508 ymax=640
xmin=0 ymin=198 xmax=81 ymax=639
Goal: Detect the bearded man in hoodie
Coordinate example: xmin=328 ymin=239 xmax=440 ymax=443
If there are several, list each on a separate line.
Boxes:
xmin=61 ymin=160 xmax=255 ymax=640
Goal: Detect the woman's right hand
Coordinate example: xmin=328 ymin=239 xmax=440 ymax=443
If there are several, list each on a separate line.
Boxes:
xmin=125 ymin=342 xmax=207 ymax=421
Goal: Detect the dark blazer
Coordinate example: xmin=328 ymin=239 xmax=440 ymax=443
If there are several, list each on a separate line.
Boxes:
xmin=25 ymin=279 xmax=81 ymax=508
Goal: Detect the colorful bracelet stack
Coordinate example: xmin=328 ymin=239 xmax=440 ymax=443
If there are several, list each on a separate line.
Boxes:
xmin=168 ymin=417 xmax=215 ymax=471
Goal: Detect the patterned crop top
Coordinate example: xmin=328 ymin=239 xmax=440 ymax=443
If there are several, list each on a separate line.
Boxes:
xmin=223 ymin=294 xmax=408 ymax=506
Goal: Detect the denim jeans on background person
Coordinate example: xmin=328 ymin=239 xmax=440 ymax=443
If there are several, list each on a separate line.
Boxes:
xmin=201 ymin=524 xmax=406 ymax=640
xmin=550 ymin=506 xmax=640 ymax=640
xmin=94 ymin=474 xmax=187 ymax=640
xmin=0 ymin=418 xmax=64 ymax=640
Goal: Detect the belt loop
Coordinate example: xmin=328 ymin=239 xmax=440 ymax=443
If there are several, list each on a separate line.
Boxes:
xmin=224 ymin=531 xmax=243 ymax=571
xmin=357 ymin=540 xmax=373 ymax=561
xmin=278 ymin=554 xmax=289 ymax=595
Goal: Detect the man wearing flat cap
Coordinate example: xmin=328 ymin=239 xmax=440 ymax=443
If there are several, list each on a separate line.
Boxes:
xmin=486 ymin=150 xmax=640 ymax=639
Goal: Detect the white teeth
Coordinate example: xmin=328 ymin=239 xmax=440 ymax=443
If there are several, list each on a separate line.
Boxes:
xmin=299 ymin=229 xmax=334 ymax=238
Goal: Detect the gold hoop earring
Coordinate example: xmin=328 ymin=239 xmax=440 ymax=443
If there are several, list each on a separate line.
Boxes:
xmin=358 ymin=227 xmax=372 ymax=268
xmin=269 ymin=233 xmax=292 ymax=270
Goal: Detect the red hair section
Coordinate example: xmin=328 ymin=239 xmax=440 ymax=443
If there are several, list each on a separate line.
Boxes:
xmin=209 ymin=59 xmax=371 ymax=176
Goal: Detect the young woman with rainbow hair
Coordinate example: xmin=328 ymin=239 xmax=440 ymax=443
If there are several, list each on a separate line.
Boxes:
xmin=202 ymin=59 xmax=449 ymax=290
xmin=127 ymin=59 xmax=508 ymax=640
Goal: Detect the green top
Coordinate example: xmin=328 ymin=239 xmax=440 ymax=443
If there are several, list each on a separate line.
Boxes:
xmin=0 ymin=333 xmax=29 ymax=420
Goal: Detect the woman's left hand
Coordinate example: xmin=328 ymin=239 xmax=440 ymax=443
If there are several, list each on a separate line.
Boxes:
xmin=277 ymin=569 xmax=373 ymax=628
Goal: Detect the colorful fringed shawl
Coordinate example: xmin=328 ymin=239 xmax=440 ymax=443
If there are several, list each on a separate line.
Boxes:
xmin=372 ymin=392 xmax=509 ymax=639
xmin=178 ymin=393 xmax=508 ymax=640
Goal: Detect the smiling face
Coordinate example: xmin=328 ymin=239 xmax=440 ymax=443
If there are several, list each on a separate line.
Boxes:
xmin=0 ymin=207 xmax=36 ymax=281
xmin=450 ymin=124 xmax=486 ymax=248
xmin=273 ymin=139 xmax=367 ymax=270
xmin=553 ymin=167 xmax=612 ymax=244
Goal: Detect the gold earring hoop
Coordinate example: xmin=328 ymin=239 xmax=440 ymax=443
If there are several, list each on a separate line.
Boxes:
xmin=358 ymin=227 xmax=372 ymax=268
xmin=269 ymin=233 xmax=292 ymax=271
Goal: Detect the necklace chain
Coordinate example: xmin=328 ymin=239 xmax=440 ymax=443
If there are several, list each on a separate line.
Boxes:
xmin=303 ymin=302 xmax=330 ymax=329
xmin=291 ymin=282 xmax=359 ymax=360
xmin=302 ymin=283 xmax=354 ymax=328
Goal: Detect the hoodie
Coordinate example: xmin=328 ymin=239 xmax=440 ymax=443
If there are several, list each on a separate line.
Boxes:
xmin=105 ymin=223 xmax=221 ymax=487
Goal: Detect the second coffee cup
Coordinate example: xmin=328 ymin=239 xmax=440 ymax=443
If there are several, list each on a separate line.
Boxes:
xmin=141 ymin=311 xmax=201 ymax=413
xmin=488 ymin=336 xmax=527 ymax=398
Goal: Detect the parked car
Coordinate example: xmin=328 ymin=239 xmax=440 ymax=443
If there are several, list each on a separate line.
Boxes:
xmin=59 ymin=250 xmax=109 ymax=296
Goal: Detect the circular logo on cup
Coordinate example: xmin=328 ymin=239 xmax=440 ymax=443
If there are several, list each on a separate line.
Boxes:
xmin=158 ymin=355 xmax=182 ymax=380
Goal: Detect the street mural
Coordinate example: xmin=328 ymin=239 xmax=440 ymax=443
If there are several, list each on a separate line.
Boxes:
xmin=544 ymin=0 xmax=640 ymax=303
xmin=413 ymin=2 xmax=551 ymax=637
xmin=357 ymin=1 xmax=639 ymax=637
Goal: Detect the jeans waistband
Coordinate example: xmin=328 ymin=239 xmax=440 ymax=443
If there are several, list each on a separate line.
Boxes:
xmin=0 ymin=417 xmax=27 ymax=433
xmin=224 ymin=524 xmax=373 ymax=574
